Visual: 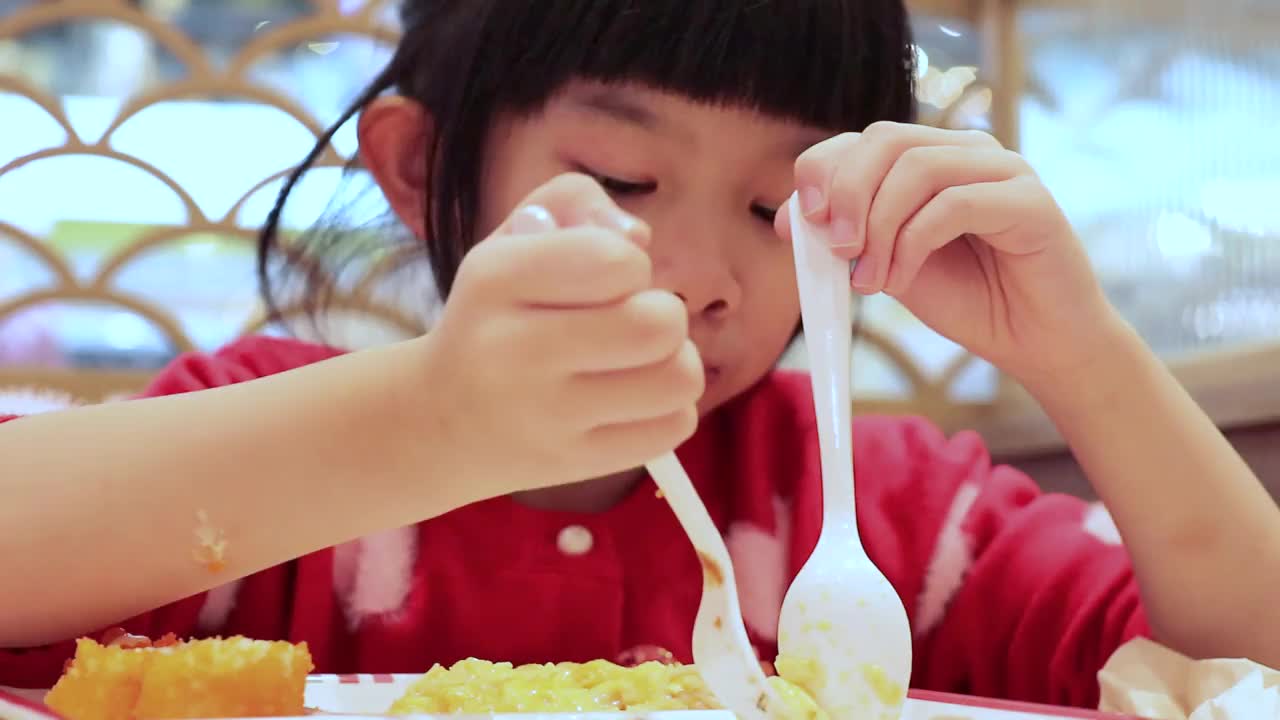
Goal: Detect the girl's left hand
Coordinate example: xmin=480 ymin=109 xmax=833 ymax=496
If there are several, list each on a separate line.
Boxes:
xmin=779 ymin=122 xmax=1125 ymax=385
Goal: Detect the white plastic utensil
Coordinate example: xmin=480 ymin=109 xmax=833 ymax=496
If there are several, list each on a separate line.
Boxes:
xmin=645 ymin=453 xmax=790 ymax=720
xmin=776 ymin=194 xmax=913 ymax=720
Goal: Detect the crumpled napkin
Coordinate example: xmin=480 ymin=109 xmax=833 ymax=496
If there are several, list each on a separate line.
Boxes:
xmin=1098 ymin=638 xmax=1280 ymax=719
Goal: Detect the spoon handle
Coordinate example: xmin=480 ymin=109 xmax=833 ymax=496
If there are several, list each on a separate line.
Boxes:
xmin=789 ymin=194 xmax=858 ymax=531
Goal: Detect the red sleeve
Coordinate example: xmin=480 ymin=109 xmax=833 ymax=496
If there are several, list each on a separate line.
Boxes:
xmin=886 ymin=418 xmax=1149 ymax=708
xmin=141 ymin=335 xmax=345 ymax=397
xmin=0 ymin=337 xmax=343 ymax=688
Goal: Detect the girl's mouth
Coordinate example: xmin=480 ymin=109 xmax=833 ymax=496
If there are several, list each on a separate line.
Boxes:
xmin=704 ymin=365 xmax=722 ymax=387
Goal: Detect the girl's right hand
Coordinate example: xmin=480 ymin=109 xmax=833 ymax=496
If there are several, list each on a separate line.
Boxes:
xmin=413 ymin=173 xmax=704 ymax=493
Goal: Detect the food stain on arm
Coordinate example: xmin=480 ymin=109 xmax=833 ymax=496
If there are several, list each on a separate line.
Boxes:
xmin=192 ymin=509 xmax=228 ymax=573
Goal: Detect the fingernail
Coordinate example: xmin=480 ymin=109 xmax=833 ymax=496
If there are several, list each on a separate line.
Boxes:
xmin=592 ymin=207 xmax=642 ymax=236
xmin=851 ymin=257 xmax=877 ymax=289
xmin=798 ymin=186 xmax=825 ymax=217
xmin=830 ymin=217 xmax=860 ymax=249
xmin=510 ymin=204 xmax=557 ymax=234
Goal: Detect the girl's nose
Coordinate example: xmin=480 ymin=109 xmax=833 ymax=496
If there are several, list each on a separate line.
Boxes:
xmin=673 ymin=291 xmax=731 ymax=320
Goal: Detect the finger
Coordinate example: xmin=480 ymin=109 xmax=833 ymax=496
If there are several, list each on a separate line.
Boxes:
xmin=581 ymin=406 xmax=699 ymax=476
xmin=818 ymin=124 xmax=999 ymax=259
xmin=880 ymin=217 xmax=959 ymax=299
xmin=463 ymin=225 xmax=652 ymax=307
xmin=497 ymin=172 xmax=651 ymax=244
xmin=796 ymin=124 xmax=993 ymax=211
xmin=521 ymin=289 xmax=688 ymax=373
xmin=884 ymin=177 xmax=1039 ymax=296
xmin=793 ymin=132 xmax=860 ymax=222
xmin=773 ymin=194 xmax=795 ymax=243
xmin=859 ymin=145 xmax=1023 ymax=294
xmin=572 ymin=339 xmax=704 ymax=427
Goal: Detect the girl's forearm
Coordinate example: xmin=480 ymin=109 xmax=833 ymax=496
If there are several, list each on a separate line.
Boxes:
xmin=1023 ymin=318 xmax=1280 ymax=666
xmin=0 ymin=343 xmax=477 ymax=648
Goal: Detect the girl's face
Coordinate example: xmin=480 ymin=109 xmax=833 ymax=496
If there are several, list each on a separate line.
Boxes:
xmin=478 ymin=82 xmax=830 ymax=414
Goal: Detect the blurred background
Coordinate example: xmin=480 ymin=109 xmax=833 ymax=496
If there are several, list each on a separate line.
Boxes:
xmin=1 ymin=0 xmax=1278 ymax=491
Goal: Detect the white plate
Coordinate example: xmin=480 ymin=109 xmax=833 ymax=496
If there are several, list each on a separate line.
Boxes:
xmin=303 ymin=675 xmax=1145 ymax=720
xmin=1 ymin=676 xmax=1145 ymax=720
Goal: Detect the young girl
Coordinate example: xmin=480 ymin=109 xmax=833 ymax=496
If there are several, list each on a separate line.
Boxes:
xmin=2 ymin=0 xmax=1277 ymax=710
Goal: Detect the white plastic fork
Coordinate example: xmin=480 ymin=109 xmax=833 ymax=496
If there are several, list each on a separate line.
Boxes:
xmin=776 ymin=194 xmax=913 ymax=720
xmin=645 ymin=453 xmax=791 ymax=720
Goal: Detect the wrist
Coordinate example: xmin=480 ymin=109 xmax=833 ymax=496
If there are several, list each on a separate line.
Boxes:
xmin=315 ymin=339 xmax=487 ymax=521
xmin=1010 ymin=310 xmax=1156 ymax=416
xmin=379 ymin=337 xmax=492 ymax=508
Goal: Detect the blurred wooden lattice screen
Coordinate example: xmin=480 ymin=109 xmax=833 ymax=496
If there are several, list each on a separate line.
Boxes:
xmin=0 ymin=0 xmax=999 ymax=422
xmin=1016 ymin=0 xmax=1280 ymax=360
xmin=0 ymin=0 xmax=416 ymax=401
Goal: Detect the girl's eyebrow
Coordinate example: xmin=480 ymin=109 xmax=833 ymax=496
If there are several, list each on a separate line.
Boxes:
xmin=784 ymin=130 xmax=833 ymax=159
xmin=570 ymin=88 xmax=659 ymax=127
xmin=564 ymin=84 xmax=823 ymax=158
xmin=565 ymin=87 xmax=694 ymax=145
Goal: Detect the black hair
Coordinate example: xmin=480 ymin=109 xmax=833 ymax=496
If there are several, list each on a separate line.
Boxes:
xmin=258 ymin=0 xmax=917 ymax=323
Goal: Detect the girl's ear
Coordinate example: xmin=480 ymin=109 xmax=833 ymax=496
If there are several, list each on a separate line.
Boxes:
xmin=358 ymin=96 xmax=433 ymax=239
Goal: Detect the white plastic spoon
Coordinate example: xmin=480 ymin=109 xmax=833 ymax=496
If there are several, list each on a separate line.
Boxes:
xmin=646 ymin=453 xmax=790 ymax=720
xmin=776 ymin=194 xmax=913 ymax=720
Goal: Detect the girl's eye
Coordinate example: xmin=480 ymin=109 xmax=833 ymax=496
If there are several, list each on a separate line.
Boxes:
xmin=599 ymin=175 xmax=655 ymax=195
xmin=579 ymin=166 xmax=656 ymax=196
xmin=751 ymin=204 xmax=779 ymax=224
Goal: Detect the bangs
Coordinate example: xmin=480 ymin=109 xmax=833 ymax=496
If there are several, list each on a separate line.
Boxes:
xmin=407 ymin=0 xmax=916 ymax=131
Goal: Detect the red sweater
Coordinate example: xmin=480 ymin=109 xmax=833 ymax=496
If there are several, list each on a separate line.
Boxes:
xmin=0 ymin=337 xmax=1147 ymax=707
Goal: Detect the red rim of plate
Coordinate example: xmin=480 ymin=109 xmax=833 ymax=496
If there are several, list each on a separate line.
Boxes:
xmin=0 ymin=687 xmax=65 ymax=720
